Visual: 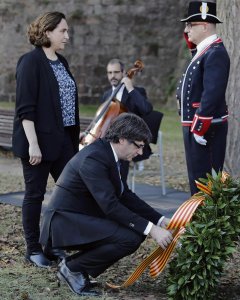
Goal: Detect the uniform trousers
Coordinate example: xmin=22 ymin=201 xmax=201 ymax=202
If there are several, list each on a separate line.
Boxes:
xmin=21 ymin=128 xmax=76 ymax=254
xmin=66 ymin=225 xmax=144 ymax=278
xmin=183 ymin=122 xmax=228 ymax=195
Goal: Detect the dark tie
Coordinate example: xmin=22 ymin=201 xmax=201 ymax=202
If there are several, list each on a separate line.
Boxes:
xmin=117 ymin=161 xmax=124 ymax=195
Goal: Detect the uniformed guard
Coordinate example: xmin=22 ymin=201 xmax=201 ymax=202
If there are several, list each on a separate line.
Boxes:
xmin=176 ymin=1 xmax=230 ymax=195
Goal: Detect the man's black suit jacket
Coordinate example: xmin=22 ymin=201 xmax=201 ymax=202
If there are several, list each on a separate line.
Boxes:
xmin=12 ymin=47 xmax=80 ymax=161
xmin=40 ymin=138 xmax=162 ymax=248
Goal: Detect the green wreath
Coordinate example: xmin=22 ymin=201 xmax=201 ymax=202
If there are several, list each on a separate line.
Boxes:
xmin=167 ymin=170 xmax=240 ymax=300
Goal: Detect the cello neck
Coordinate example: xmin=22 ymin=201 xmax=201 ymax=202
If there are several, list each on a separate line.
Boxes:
xmin=92 ymin=82 xmax=124 ymax=125
xmin=107 ymin=82 xmax=124 ymax=102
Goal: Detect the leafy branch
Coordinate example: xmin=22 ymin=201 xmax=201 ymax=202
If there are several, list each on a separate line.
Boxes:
xmin=167 ymin=171 xmax=240 ymax=300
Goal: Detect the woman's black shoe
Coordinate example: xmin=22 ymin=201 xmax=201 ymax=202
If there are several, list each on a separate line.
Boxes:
xmin=25 ymin=252 xmax=52 ymax=268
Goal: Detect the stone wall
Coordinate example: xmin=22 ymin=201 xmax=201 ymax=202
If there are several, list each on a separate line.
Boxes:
xmin=0 ymin=0 xmax=188 ymax=106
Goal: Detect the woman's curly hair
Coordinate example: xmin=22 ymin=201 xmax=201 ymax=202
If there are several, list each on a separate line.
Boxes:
xmin=27 ymin=11 xmax=65 ymax=47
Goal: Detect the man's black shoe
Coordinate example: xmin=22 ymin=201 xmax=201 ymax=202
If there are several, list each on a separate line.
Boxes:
xmin=57 ymin=260 xmax=99 ymax=296
xmin=44 ymin=246 xmax=66 ymax=262
xmin=25 ymin=252 xmax=52 ymax=268
xmin=89 ymin=279 xmax=99 ymax=288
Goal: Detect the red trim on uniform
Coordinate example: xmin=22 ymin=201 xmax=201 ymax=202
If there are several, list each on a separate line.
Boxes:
xmin=222 ymin=116 xmax=228 ymax=122
xmin=192 ymin=102 xmax=200 ymax=108
xmin=183 ymin=32 xmax=197 ymax=50
xmin=182 ymin=123 xmax=192 ymax=127
xmin=190 ymin=114 xmax=213 ymax=136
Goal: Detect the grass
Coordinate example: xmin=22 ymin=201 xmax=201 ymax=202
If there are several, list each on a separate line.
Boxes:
xmin=0 ymin=205 xmax=168 ymax=300
xmin=0 ymin=101 xmax=182 ymax=143
xmin=0 ymin=101 xmax=184 ymax=298
xmin=160 ymin=109 xmax=182 ymax=142
xmin=0 ymin=101 xmax=99 ymax=116
xmin=78 ymin=104 xmax=182 ymax=142
xmin=0 ymin=102 xmax=188 ymax=192
xmin=80 ymin=106 xmax=182 ymax=143
xmin=0 ymin=102 xmax=15 ymax=110
xmin=0 ymin=103 xmax=184 ymax=299
xmin=0 ymin=103 xmax=239 ymax=299
xmin=79 ymin=104 xmax=98 ymax=117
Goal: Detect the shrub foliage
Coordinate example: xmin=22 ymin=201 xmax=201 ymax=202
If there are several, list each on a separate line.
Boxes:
xmin=167 ymin=171 xmax=240 ymax=300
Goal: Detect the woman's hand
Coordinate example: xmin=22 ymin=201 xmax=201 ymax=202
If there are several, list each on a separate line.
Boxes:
xmin=29 ymin=142 xmax=42 ymax=165
xmin=22 ymin=119 xmax=42 ymax=165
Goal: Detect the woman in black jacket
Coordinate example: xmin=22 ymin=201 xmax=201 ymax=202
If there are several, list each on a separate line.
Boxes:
xmin=12 ymin=11 xmax=80 ymax=267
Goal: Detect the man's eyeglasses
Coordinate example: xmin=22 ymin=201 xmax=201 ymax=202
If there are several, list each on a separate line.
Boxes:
xmin=129 ymin=140 xmax=145 ymax=149
xmin=185 ymin=22 xmax=207 ymax=29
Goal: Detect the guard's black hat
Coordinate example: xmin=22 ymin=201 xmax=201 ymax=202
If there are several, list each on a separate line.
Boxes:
xmin=181 ymin=1 xmax=222 ymax=23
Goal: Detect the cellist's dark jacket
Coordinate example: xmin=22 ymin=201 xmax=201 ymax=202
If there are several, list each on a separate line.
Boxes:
xmin=40 ymin=138 xmax=162 ymax=248
xmin=101 ymin=86 xmax=153 ymax=117
xmin=12 ymin=47 xmax=80 ymax=160
xmin=101 ymin=86 xmax=153 ymax=162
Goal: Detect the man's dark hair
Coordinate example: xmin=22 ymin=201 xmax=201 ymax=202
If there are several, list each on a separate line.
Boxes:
xmin=107 ymin=58 xmax=124 ymax=72
xmin=105 ymin=113 xmax=152 ymax=144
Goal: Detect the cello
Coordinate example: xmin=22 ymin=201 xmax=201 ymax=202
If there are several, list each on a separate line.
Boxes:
xmin=80 ymin=60 xmax=144 ymax=147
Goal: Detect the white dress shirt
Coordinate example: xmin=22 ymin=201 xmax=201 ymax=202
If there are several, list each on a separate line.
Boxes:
xmin=110 ymin=143 xmax=164 ymax=235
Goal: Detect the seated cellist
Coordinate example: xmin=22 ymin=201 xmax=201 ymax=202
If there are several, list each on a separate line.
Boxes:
xmin=100 ymin=58 xmax=153 ymax=182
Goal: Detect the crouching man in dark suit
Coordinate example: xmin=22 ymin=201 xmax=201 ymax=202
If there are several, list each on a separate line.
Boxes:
xmin=40 ymin=113 xmax=173 ymax=297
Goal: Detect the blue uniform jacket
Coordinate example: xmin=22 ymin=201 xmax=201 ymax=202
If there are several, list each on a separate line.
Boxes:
xmin=176 ymin=38 xmax=230 ymax=135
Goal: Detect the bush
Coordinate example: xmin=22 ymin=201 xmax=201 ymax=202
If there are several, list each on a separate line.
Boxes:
xmin=167 ymin=171 xmax=240 ymax=300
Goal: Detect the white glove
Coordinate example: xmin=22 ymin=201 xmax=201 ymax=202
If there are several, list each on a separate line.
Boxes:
xmin=159 ymin=217 xmax=171 ymax=229
xmin=193 ymin=133 xmax=207 ymax=146
xmin=150 ymin=225 xmax=173 ymax=250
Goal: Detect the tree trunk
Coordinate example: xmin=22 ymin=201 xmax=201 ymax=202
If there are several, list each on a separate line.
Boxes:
xmin=218 ymin=0 xmax=240 ymax=177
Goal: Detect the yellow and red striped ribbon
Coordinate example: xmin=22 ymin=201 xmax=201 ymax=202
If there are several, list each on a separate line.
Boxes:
xmin=195 ymin=171 xmax=229 ymax=195
xmin=195 ymin=180 xmax=212 ymax=196
xmin=107 ymin=172 xmax=229 ymax=289
xmin=149 ymin=195 xmax=204 ymax=278
xmin=107 ymin=195 xmax=205 ymax=288
xmin=220 ymin=171 xmax=229 ymax=183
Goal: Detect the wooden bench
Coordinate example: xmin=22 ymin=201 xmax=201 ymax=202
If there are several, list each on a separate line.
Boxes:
xmin=0 ymin=109 xmax=14 ymax=150
xmin=0 ymin=109 xmax=92 ymax=150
